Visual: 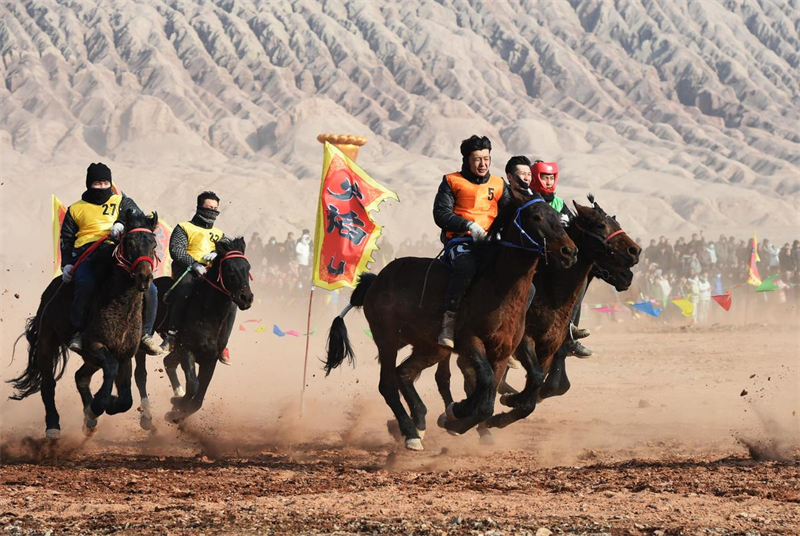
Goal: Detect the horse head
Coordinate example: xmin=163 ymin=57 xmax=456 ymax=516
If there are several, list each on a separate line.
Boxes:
xmin=498 ymin=187 xmax=577 ymax=269
xmin=211 ymin=237 xmax=254 ymax=310
xmin=117 ymin=211 xmax=159 ymax=292
xmin=571 ymin=194 xmax=641 ymax=291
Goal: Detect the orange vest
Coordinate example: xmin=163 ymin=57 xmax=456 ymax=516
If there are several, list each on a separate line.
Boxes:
xmin=445 ymin=172 xmax=505 ymax=238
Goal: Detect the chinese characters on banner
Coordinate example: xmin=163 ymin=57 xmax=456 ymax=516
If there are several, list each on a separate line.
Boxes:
xmin=313 ymin=142 xmax=398 ymax=291
xmin=52 ymin=194 xmax=174 ymax=278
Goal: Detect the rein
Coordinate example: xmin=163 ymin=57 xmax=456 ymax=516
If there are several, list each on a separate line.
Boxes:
xmin=497 ymin=198 xmax=546 ymax=255
xmin=113 ymin=227 xmax=159 ymax=274
xmin=202 ymin=250 xmax=250 ymax=298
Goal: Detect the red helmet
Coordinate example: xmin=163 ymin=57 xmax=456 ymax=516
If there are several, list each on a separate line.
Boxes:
xmin=531 ymin=161 xmax=559 ymax=195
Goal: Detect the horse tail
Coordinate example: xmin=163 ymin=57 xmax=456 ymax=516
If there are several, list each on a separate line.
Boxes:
xmin=324 ymin=273 xmax=377 ymax=376
xmin=7 ymin=287 xmax=69 ymax=401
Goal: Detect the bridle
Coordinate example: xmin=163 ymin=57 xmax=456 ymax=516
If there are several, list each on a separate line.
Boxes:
xmin=202 ymin=250 xmax=251 ymax=298
xmin=574 ymin=221 xmax=628 ymax=253
xmin=497 ymin=198 xmax=547 ymax=255
xmin=113 ymin=228 xmax=159 ymax=274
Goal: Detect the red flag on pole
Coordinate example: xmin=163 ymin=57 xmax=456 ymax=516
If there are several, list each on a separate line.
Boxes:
xmin=711 ymin=292 xmax=732 ymax=311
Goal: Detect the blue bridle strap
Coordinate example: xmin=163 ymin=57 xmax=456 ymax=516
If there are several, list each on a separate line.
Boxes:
xmin=497 ymin=198 xmax=546 ymax=255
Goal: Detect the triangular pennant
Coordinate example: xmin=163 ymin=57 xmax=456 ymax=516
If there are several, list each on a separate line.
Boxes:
xmin=672 ymin=298 xmax=694 ymax=317
xmin=272 ymin=324 xmax=286 ymax=337
xmin=755 ymin=274 xmax=779 ymax=292
xmin=711 ymin=292 xmax=732 ymax=311
xmin=255 ymin=325 xmax=266 ymax=333
xmin=628 ymin=301 xmax=662 ymax=317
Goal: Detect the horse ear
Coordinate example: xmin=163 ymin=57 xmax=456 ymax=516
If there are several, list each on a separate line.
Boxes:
xmin=572 ymin=200 xmax=590 ymax=216
xmin=235 ymin=237 xmax=246 ymax=253
xmin=507 ymin=183 xmax=526 ymax=206
xmin=149 ymin=211 xmax=159 ymax=229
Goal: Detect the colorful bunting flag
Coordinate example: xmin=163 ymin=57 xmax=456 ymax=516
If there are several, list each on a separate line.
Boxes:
xmin=755 ymin=274 xmax=779 ymax=292
xmin=672 ymin=298 xmax=694 ymax=317
xmin=364 ymin=329 xmax=373 ymax=339
xmin=255 ymin=326 xmax=266 ymax=333
xmin=286 ymin=330 xmax=300 ymax=337
xmin=628 ymin=301 xmax=662 ymax=317
xmin=712 ymin=292 xmax=732 ymax=311
xmin=312 ymin=142 xmax=398 ymax=291
xmin=273 ymin=325 xmax=285 ymax=337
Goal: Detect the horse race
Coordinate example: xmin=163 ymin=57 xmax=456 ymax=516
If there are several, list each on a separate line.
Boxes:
xmin=1 ymin=1 xmax=798 ymax=534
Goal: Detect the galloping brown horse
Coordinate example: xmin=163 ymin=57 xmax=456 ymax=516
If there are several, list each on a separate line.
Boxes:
xmin=435 ymin=196 xmax=641 ymax=433
xmin=8 ymin=212 xmax=159 ymax=438
xmin=325 ymin=188 xmax=577 ymax=450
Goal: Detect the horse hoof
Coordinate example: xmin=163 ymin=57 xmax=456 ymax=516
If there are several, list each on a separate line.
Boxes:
xmin=170 ymin=396 xmax=183 ymax=407
xmin=479 ymin=433 xmax=496 ymax=446
xmin=445 ymin=402 xmax=457 ymax=421
xmin=437 ymin=413 xmax=448 ymax=429
xmin=405 ymin=438 xmax=424 ymax=451
xmin=164 ymin=411 xmax=185 ymax=424
xmin=82 ymin=422 xmax=97 ymax=437
xmin=499 ymin=394 xmax=512 ymax=407
xmin=173 ymin=386 xmax=185 ymax=397
xmin=139 ymin=415 xmax=154 ymax=431
xmin=416 ymin=428 xmax=425 ymax=440
xmin=45 ymin=428 xmax=61 ymax=440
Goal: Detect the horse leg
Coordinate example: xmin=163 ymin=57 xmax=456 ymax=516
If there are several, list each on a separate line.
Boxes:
xmin=164 ymin=350 xmax=185 ymax=397
xmin=181 ymin=350 xmax=199 ymax=400
xmin=540 ymin=346 xmax=570 ymax=399
xmin=397 ymin=345 xmax=449 ymax=441
xmin=438 ymin=338 xmax=495 ymax=435
xmin=38 ymin=332 xmax=61 ymax=439
xmin=434 ymin=358 xmax=454 ymax=410
xmin=106 ymin=359 xmax=133 ymax=416
xmin=134 ymin=350 xmax=154 ymax=430
xmin=84 ymin=347 xmax=120 ymax=436
xmin=167 ymin=352 xmax=216 ymax=421
xmin=486 ymin=339 xmax=547 ymax=429
xmin=376 ymin=343 xmax=421 ymax=451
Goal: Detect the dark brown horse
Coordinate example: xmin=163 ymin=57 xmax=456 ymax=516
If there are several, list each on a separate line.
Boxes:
xmin=325 ymin=188 xmax=577 ymax=450
xmin=435 ymin=196 xmax=641 ymax=434
xmin=158 ymin=238 xmax=254 ymax=424
xmin=8 ymin=212 xmax=159 ymax=438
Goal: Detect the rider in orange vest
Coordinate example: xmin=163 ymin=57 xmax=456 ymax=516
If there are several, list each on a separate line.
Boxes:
xmin=432 ymin=135 xmax=511 ymax=348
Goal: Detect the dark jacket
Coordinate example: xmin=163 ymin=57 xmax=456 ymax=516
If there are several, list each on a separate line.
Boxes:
xmin=433 ymin=168 xmax=512 ymax=244
xmin=60 ymin=192 xmax=142 ymax=268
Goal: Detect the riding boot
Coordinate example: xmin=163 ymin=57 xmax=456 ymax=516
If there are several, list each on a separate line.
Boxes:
xmin=570 ymin=324 xmax=591 ymax=340
xmin=68 ymin=331 xmax=83 ymax=353
xmin=437 ymin=310 xmax=456 ymax=349
xmin=566 ymin=340 xmax=593 ymax=358
xmin=140 ymin=334 xmax=163 ymax=355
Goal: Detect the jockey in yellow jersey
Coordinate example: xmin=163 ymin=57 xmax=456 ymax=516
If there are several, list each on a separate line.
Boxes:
xmin=432 ymin=135 xmax=511 ymax=348
xmin=164 ymin=191 xmax=234 ymax=365
xmin=60 ymin=163 xmax=162 ymax=355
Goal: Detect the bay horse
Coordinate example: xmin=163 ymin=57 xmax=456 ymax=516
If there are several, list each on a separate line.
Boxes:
xmin=435 ymin=196 xmax=641 ymax=434
xmin=8 ymin=212 xmax=159 ymax=438
xmin=139 ymin=237 xmax=253 ymax=425
xmin=324 ymin=187 xmax=577 ymax=450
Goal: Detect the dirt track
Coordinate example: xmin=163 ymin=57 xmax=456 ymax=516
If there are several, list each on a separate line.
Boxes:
xmin=1 ymin=318 xmax=799 ymax=535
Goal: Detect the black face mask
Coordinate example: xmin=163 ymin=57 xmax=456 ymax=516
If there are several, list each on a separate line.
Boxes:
xmin=82 ymin=187 xmax=113 ymax=205
xmin=193 ymin=206 xmax=220 ymax=227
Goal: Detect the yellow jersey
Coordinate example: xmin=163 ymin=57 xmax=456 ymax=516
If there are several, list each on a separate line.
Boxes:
xmin=70 ymin=194 xmax=123 ymax=249
xmin=178 ymin=221 xmax=224 ymax=264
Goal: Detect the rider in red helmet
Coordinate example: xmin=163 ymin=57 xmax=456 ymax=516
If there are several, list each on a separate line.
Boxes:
xmin=530 ymin=160 xmax=592 ymax=358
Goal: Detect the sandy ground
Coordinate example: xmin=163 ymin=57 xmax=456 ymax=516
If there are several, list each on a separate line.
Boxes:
xmin=1 ymin=293 xmax=799 ymax=535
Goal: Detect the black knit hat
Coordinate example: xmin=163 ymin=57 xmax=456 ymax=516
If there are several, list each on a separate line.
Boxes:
xmin=86 ymin=162 xmax=112 ymax=188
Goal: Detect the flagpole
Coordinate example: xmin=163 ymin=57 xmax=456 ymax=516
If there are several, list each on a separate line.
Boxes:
xmin=300 ymin=284 xmax=315 ymax=417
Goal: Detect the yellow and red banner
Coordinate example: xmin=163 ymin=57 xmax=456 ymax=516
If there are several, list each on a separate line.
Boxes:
xmin=312 ymin=142 xmax=398 ymax=291
xmin=747 ymin=232 xmax=761 ymax=286
xmin=52 ymin=194 xmax=173 ymax=278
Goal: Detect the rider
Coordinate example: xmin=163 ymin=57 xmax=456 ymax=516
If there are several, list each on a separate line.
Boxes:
xmin=530 ymin=160 xmax=592 ymax=358
xmin=433 ymin=135 xmax=510 ymax=348
xmin=164 ymin=191 xmax=234 ymax=365
xmin=60 ymin=162 xmax=162 ymax=355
